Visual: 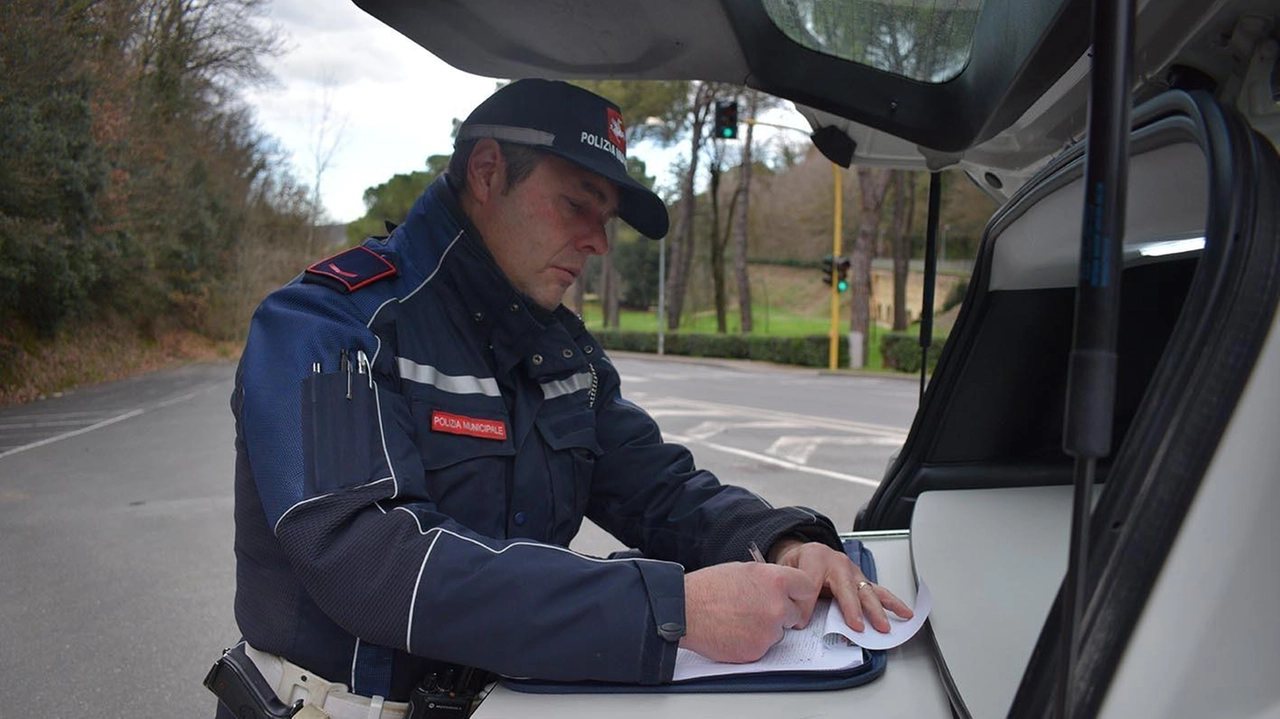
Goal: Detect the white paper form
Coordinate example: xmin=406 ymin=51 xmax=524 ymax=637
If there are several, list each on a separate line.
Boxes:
xmin=671 ymin=581 xmax=933 ymax=681
xmin=826 ymin=580 xmax=933 ymax=651
xmin=673 ymin=600 xmax=865 ymax=681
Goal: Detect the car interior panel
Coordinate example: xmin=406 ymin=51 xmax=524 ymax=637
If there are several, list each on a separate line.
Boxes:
xmin=351 ymin=0 xmax=1280 ymax=714
xmin=854 ymin=88 xmax=1280 ymax=716
xmin=860 ymin=118 xmax=1215 ymax=531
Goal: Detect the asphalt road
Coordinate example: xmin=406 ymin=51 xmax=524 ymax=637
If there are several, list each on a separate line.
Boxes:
xmin=0 ymin=354 xmax=919 ymax=717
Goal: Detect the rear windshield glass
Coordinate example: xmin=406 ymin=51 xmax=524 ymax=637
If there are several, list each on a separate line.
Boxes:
xmin=762 ymin=0 xmax=982 ymax=83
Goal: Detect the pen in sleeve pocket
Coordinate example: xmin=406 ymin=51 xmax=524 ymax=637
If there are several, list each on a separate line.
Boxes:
xmin=341 ymin=349 xmax=352 ymax=400
xmin=356 ymin=350 xmax=373 ymax=389
xmin=748 ymin=541 xmax=767 ymax=564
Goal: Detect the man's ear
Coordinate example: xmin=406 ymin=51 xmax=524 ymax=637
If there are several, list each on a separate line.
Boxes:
xmin=465 ymin=138 xmax=504 ymax=205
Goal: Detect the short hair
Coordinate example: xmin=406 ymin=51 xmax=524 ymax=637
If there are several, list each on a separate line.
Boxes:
xmin=447 ymin=140 xmax=543 ymax=196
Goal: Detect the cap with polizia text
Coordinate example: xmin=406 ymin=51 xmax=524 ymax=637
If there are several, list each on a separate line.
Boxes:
xmin=455 ymin=79 xmax=669 ymax=240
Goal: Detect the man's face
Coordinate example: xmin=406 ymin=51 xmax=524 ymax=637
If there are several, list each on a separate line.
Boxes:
xmin=467 ymin=144 xmax=619 ymax=310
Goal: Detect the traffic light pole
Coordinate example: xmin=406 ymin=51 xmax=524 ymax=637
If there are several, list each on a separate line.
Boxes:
xmin=829 ymin=164 xmax=843 ymax=371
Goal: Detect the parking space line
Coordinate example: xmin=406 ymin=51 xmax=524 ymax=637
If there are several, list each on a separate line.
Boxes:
xmin=0 ymin=410 xmax=129 ymax=420
xmin=0 ymin=382 xmax=221 ymax=461
xmin=0 ymin=419 xmax=110 ymax=430
xmin=0 ymin=409 xmax=145 ymax=460
xmin=666 ymin=432 xmax=882 ymax=488
xmin=649 ymin=397 xmax=909 ymax=439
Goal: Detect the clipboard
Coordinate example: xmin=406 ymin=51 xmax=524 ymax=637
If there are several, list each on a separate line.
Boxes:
xmin=501 ymin=539 xmax=887 ymax=693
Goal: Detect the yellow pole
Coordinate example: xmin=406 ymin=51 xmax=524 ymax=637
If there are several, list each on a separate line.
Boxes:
xmin=829 ymin=164 xmax=843 ymax=370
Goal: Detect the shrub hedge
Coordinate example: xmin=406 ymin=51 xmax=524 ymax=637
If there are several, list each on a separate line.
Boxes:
xmin=593 ymin=330 xmax=850 ymax=369
xmin=879 ymin=332 xmax=947 ymax=373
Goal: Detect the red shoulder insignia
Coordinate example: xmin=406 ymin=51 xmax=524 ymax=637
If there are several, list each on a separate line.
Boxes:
xmin=304 ymin=246 xmax=397 ymax=293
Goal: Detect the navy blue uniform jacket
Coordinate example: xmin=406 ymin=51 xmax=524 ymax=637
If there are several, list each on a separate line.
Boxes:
xmin=230 ymin=177 xmax=842 ymax=700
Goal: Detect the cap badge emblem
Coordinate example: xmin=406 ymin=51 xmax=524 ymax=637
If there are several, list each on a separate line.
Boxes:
xmin=606 ymin=108 xmax=627 ymax=155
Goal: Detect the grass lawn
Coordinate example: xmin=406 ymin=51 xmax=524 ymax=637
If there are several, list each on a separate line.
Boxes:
xmin=579 ymin=303 xmax=833 ymax=336
xmin=571 ymin=264 xmax=953 ymax=373
xmin=578 ymin=300 xmax=905 ymax=371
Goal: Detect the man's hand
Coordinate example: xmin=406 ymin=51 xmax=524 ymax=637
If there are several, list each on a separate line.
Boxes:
xmin=769 ymin=539 xmax=914 ymax=633
xmin=680 ymin=562 xmax=819 ymax=663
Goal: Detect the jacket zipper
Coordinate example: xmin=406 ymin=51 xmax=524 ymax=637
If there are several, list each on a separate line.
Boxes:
xmin=587 ymin=362 xmax=598 ymax=409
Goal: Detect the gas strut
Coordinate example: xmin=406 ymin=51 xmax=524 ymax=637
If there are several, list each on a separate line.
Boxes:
xmin=918 ymin=172 xmax=942 ymax=403
xmin=1059 ymin=0 xmax=1135 ymax=716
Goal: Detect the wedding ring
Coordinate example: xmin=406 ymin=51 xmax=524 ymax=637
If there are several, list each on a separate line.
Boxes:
xmin=856 ymin=580 xmax=874 ymax=592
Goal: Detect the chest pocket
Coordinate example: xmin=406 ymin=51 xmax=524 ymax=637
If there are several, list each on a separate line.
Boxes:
xmin=534 ymin=407 xmax=602 ymax=535
xmin=409 ymin=393 xmax=515 ymax=533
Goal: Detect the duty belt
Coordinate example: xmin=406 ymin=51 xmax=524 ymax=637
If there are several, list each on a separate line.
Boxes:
xmin=206 ymin=642 xmax=492 ymax=719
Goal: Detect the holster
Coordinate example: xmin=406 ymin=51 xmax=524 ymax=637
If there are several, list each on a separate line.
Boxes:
xmin=204 ymin=643 xmax=302 ymax=718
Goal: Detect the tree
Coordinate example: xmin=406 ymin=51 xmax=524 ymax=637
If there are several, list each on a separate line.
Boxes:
xmin=889 ymin=170 xmax=915 ymax=331
xmin=707 ymin=139 xmax=730 ymax=333
xmin=784 ymin=1 xmax=976 ymax=356
xmin=666 ymin=82 xmax=719 ymax=330
xmin=110 ymin=0 xmax=290 ymax=335
xmin=0 ymin=0 xmax=105 ymax=335
xmin=850 ymin=167 xmax=892 ymax=364
xmin=305 ymin=68 xmax=350 ymax=256
xmin=611 ymin=237 xmax=660 ymax=310
xmin=704 ymin=87 xmax=765 ymax=335
xmin=731 ymin=90 xmax=765 ymax=333
xmin=600 ymin=225 xmax=621 ymax=327
xmin=571 ymin=81 xmax=687 ymax=327
xmin=603 ymin=155 xmax=660 ymax=327
xmin=345 ymin=156 xmax=450 ymax=243
xmin=0 ymin=0 xmax=313 ymax=344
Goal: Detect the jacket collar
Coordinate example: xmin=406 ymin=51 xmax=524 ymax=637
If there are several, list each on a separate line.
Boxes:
xmin=403 ymin=177 xmax=596 ymax=380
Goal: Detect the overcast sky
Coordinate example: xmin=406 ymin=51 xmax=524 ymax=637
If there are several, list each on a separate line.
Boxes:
xmin=241 ymin=0 xmax=499 ymax=223
xmin=244 ymin=0 xmax=807 ymax=224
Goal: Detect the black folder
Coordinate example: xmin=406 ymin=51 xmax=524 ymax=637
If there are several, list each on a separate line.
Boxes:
xmin=502 ymin=539 xmax=887 ymax=693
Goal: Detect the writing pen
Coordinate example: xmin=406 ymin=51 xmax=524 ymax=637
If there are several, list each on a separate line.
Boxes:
xmin=341 ymin=349 xmax=352 ymax=400
xmin=748 ymin=541 xmax=767 ymax=564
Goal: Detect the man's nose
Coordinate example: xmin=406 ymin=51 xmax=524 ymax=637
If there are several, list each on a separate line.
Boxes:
xmin=577 ymin=222 xmax=610 ymax=255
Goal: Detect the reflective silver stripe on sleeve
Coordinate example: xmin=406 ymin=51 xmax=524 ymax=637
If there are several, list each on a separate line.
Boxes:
xmin=455 ymin=124 xmax=555 ymax=147
xmin=396 ymin=357 xmax=501 ymax=397
xmin=541 ymin=369 xmax=593 ymax=400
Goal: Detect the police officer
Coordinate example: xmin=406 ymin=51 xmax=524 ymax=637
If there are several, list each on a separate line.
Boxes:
xmin=218 ymin=79 xmax=910 ymax=718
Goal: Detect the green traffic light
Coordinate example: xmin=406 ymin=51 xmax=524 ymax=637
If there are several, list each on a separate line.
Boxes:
xmin=837 ymin=280 xmax=849 ymax=292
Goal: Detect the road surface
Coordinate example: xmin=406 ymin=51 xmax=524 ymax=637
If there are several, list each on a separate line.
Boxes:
xmin=0 ymin=354 xmax=919 ymax=717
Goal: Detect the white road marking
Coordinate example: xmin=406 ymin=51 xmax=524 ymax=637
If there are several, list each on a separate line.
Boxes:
xmin=642 ymin=397 xmax=909 ymax=439
xmin=766 ymin=435 xmax=905 ymax=464
xmin=628 ymin=395 xmax=905 ymax=486
xmin=666 ymin=432 xmax=881 ymax=488
xmin=0 ymin=384 xmax=217 ymax=460
xmin=684 ymin=421 xmax=728 ymax=440
xmin=768 ymin=436 xmax=822 ymax=464
xmin=647 ymin=409 xmax=727 ymax=419
xmin=0 ymin=409 xmax=145 ymax=459
xmin=0 ymin=418 xmax=115 ymax=430
xmin=154 ymin=390 xmax=202 ymax=409
xmin=0 ymin=410 xmax=133 ymax=420
xmin=683 ymin=419 xmax=810 ymax=441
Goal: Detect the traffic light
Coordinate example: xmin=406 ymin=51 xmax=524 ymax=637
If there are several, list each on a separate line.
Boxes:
xmin=713 ymin=100 xmax=739 ymax=139
xmin=821 ymin=255 xmax=850 ymax=292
